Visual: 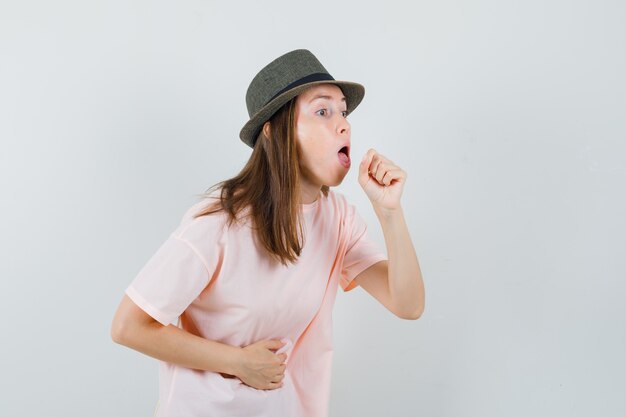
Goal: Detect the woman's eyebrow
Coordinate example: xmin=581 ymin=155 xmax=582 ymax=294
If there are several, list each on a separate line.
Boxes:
xmin=308 ymin=95 xmax=347 ymax=104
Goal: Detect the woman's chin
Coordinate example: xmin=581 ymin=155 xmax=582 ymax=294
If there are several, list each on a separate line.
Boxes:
xmin=327 ymin=173 xmax=348 ymax=187
xmin=305 ymin=168 xmax=348 ymax=189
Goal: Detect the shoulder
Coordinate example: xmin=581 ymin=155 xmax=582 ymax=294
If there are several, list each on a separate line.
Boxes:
xmin=172 ymin=192 xmax=229 ymax=246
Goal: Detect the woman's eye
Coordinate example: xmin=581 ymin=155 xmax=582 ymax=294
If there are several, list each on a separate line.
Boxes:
xmin=342 ymin=110 xmax=348 ymax=117
xmin=316 ymin=109 xmax=327 ymax=116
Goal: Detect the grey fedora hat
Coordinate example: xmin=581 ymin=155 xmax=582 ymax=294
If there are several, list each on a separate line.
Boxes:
xmin=239 ymin=49 xmax=365 ymax=148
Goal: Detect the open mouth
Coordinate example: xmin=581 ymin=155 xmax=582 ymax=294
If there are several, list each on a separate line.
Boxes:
xmin=337 ymin=146 xmax=351 ymax=168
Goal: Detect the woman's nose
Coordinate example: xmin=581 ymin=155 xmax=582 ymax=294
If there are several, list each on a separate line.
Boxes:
xmin=337 ymin=116 xmax=350 ymax=135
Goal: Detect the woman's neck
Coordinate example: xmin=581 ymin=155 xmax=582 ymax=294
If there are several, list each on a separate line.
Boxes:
xmin=300 ymin=182 xmax=321 ymax=204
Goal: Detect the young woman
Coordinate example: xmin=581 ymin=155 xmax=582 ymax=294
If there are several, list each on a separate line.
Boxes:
xmin=111 ymin=49 xmax=424 ymax=417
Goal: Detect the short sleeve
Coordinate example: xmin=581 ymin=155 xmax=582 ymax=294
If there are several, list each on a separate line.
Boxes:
xmin=125 ymin=234 xmax=212 ymax=325
xmin=340 ymin=204 xmax=388 ymax=292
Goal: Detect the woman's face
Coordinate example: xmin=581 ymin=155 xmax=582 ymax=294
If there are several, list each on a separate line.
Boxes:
xmin=294 ymin=84 xmax=352 ymax=190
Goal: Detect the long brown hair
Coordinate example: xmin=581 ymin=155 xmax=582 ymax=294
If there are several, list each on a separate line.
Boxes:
xmin=193 ymin=97 xmax=329 ymax=266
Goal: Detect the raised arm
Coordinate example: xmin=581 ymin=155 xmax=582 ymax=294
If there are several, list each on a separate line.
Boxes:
xmin=355 ymin=149 xmax=425 ymax=320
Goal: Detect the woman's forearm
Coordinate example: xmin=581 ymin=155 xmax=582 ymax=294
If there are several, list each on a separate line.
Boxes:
xmin=375 ymin=206 xmax=425 ymax=318
xmin=111 ymin=295 xmax=241 ymax=376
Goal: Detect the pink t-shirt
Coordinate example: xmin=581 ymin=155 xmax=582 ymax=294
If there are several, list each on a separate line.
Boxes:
xmin=125 ymin=189 xmax=387 ymax=417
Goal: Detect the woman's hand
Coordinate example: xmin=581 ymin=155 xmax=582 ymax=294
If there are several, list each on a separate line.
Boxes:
xmin=234 ymin=339 xmax=288 ymax=390
xmin=358 ymin=148 xmax=407 ymax=213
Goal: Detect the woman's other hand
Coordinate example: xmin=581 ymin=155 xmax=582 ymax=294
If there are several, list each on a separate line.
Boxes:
xmin=235 ymin=339 xmax=288 ymax=390
xmin=359 ymin=148 xmax=407 ymax=213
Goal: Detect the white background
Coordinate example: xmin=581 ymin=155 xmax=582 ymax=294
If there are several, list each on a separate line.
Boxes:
xmin=1 ymin=1 xmax=625 ymax=416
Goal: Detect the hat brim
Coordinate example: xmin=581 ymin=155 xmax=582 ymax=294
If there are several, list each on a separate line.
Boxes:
xmin=239 ymin=80 xmax=365 ymax=148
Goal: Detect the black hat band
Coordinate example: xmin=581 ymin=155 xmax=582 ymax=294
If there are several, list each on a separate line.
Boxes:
xmin=264 ymin=73 xmax=335 ymax=107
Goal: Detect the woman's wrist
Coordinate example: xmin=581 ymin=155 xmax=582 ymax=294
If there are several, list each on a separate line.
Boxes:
xmin=223 ymin=344 xmax=246 ymax=377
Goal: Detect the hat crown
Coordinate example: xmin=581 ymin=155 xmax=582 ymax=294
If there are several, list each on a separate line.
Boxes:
xmin=245 ymin=49 xmax=331 ymax=118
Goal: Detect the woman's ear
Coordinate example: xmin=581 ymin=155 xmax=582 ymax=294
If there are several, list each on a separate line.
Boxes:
xmin=262 ymin=121 xmax=271 ymax=140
